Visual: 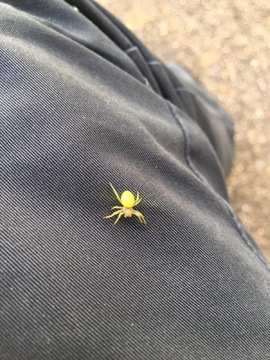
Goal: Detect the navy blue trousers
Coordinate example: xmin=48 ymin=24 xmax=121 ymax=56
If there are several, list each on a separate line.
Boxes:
xmin=1 ymin=1 xmax=270 ymax=359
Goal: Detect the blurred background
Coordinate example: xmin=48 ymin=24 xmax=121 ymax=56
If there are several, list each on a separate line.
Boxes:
xmin=99 ymin=0 xmax=270 ymax=262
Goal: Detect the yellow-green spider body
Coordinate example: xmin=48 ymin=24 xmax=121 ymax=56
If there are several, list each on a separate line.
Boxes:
xmin=103 ymin=183 xmax=146 ymax=225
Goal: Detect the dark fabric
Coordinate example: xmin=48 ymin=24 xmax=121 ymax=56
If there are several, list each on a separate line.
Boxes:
xmin=1 ymin=1 xmax=270 ymax=359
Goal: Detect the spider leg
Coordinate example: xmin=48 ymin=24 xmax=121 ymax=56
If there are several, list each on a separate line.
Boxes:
xmin=134 ymin=197 xmax=142 ymax=206
xmin=111 ymin=206 xmax=123 ymax=210
xmin=113 ymin=212 xmax=124 ymax=226
xmin=109 ymin=182 xmax=121 ymax=204
xmin=134 ymin=192 xmax=142 ymax=206
xmin=133 ymin=210 xmax=147 ymax=225
xmin=103 ymin=209 xmax=122 ymax=219
xmin=137 ymin=215 xmax=145 ymax=224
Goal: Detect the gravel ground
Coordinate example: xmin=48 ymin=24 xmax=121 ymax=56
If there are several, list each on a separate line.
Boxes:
xmin=99 ymin=0 xmax=270 ymax=262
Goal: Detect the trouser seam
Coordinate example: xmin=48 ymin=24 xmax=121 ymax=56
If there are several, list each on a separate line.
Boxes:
xmin=167 ymin=100 xmax=270 ymax=271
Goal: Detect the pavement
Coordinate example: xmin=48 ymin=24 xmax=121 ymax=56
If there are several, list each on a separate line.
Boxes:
xmin=99 ymin=0 xmax=270 ymax=262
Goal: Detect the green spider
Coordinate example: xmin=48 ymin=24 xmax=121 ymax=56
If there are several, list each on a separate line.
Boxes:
xmin=103 ymin=183 xmax=146 ymax=226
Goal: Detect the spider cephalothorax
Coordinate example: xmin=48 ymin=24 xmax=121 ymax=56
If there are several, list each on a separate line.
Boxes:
xmin=103 ymin=183 xmax=146 ymax=226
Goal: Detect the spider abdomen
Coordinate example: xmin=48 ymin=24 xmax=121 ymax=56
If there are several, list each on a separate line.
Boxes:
xmin=121 ymin=191 xmax=135 ymax=208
